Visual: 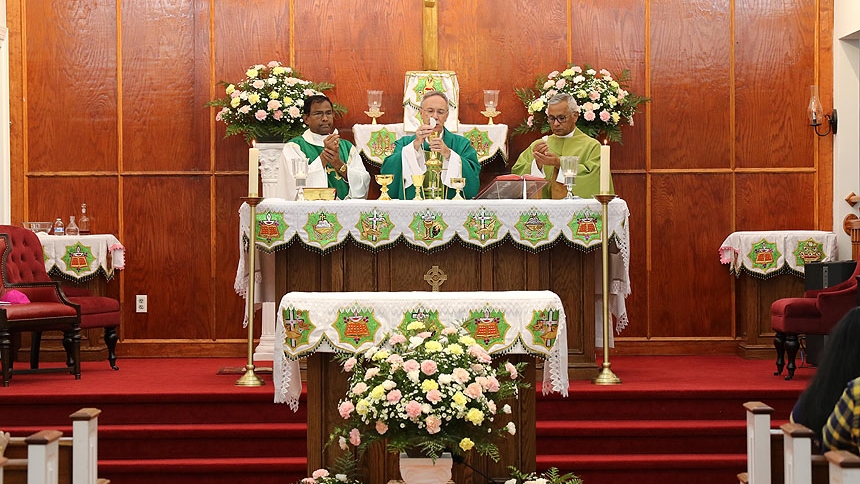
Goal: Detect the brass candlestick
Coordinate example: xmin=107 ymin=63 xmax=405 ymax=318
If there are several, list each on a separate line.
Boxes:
xmin=364 ymin=107 xmax=384 ymax=124
xmin=236 ymin=196 xmax=265 ymax=387
xmin=592 ymin=193 xmax=621 ymax=385
xmin=480 ymin=108 xmax=500 ymax=125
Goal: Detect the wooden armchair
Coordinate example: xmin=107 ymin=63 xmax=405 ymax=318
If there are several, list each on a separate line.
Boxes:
xmin=0 ymin=226 xmax=81 ymax=386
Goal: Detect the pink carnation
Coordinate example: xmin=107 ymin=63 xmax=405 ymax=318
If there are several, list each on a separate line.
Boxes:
xmin=273 ymin=110 xmax=283 ymax=120
xmin=288 ymin=106 xmax=301 ymax=118
xmin=487 ymin=400 xmax=497 ymax=414
xmin=387 ymin=389 xmax=402 ymax=403
xmin=465 ymin=382 xmax=483 ymax=398
xmin=589 ymin=91 xmax=601 ymax=101
xmin=418 ymin=331 xmax=432 ymax=339
xmin=338 ymin=401 xmax=355 ymax=418
xmin=442 ymin=327 xmax=458 ymax=335
xmin=267 ymin=99 xmax=282 ymax=111
xmin=252 ymin=80 xmax=266 ymax=89
xmin=403 ymin=359 xmax=420 ymax=373
xmin=405 ymin=400 xmax=423 ymax=418
xmin=302 ymin=478 xmax=316 ymax=484
xmin=555 ymin=79 xmax=566 ymax=89
xmin=426 ymin=389 xmax=442 ymax=403
xmin=376 ymin=420 xmax=388 ymax=435
xmin=421 ymin=360 xmax=438 ymax=375
xmin=255 ymin=110 xmax=267 ymax=121
xmin=267 ymin=60 xmax=280 ymax=67
xmin=425 ymin=415 xmax=442 ymax=434
xmin=468 ymin=345 xmax=492 ymax=363
xmin=349 ymin=428 xmax=361 ymax=446
xmin=599 ymin=110 xmax=611 ymax=122
xmin=527 ymin=115 xmax=534 ymax=127
xmin=238 ymin=105 xmax=251 ymax=114
xmin=343 ymin=357 xmax=357 ymax=372
xmin=547 ymin=70 xmax=559 ymax=79
xmin=505 ymin=361 xmax=518 ymax=379
xmin=389 ymin=334 xmax=407 ymax=344
xmin=387 ymin=354 xmax=404 ymax=365
xmin=583 ymin=111 xmax=596 ymax=121
xmin=312 ymin=469 xmax=330 ymax=479
xmin=452 ymin=367 xmax=471 ymax=384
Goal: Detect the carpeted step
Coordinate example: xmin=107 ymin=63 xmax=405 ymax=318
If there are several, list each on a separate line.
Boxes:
xmin=538 ymin=453 xmax=747 ymax=484
xmin=98 ymin=456 xmax=307 ymax=484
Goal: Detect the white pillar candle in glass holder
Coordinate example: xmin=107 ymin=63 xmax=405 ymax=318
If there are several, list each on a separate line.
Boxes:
xmin=291 ymin=158 xmax=308 ymax=201
xmin=367 ymin=90 xmax=383 ymax=110
xmin=483 ymin=90 xmax=499 ymax=111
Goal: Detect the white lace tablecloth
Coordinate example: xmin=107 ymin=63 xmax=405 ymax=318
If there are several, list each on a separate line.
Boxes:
xmin=36 ymin=233 xmax=126 ymax=281
xmin=235 ymin=197 xmax=632 ymax=333
xmin=718 ymin=230 xmax=838 ymax=277
xmin=274 ymin=290 xmax=569 ymax=410
xmin=353 ymin=123 xmax=508 ymax=166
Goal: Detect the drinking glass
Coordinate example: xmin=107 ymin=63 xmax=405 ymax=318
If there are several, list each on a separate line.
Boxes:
xmin=560 ymin=156 xmax=579 ymax=200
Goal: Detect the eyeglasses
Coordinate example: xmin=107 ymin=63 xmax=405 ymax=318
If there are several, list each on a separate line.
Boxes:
xmin=309 ymin=110 xmax=333 ymax=119
xmin=547 ymin=115 xmax=570 ymax=124
xmin=422 ymin=108 xmax=448 ymax=116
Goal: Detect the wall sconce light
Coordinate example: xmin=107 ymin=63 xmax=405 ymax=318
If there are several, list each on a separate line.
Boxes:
xmin=808 ymin=85 xmax=837 ymax=136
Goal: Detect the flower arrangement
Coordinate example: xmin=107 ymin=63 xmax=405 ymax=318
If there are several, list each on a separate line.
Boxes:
xmin=208 ymin=61 xmax=341 ymax=144
xmin=330 ymin=321 xmax=529 ymax=462
xmin=295 ymin=454 xmax=364 ymax=484
xmin=506 ymin=467 xmax=583 ymax=484
xmin=515 ymin=64 xmax=648 ymax=143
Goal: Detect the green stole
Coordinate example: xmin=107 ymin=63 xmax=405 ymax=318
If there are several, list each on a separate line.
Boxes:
xmin=290 ymin=137 xmax=352 ymax=200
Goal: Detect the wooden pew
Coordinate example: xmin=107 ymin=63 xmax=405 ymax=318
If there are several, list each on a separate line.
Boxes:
xmin=825 ymin=450 xmax=860 ymax=484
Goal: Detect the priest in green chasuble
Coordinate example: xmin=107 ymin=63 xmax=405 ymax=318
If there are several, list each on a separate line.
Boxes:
xmin=278 ymin=95 xmax=370 ymax=200
xmin=511 ymin=93 xmax=612 ymax=198
xmin=380 ymin=91 xmax=481 ymax=200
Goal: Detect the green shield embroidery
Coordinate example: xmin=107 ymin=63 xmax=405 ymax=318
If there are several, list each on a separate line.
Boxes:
xmin=334 ymin=307 xmax=381 ymax=348
xmin=462 ymin=128 xmax=492 ymax=158
xmin=527 ymin=309 xmax=560 ymax=350
xmin=409 ymin=209 xmax=448 ymax=246
xmin=794 ymin=238 xmax=825 ymax=266
xmin=256 ymin=211 xmax=288 ymax=247
xmin=357 ymin=208 xmax=394 ymax=244
xmin=412 ymin=75 xmax=445 ymax=103
xmin=304 ymin=209 xmax=342 ymax=247
xmin=748 ymin=239 xmax=780 ymax=271
xmin=464 ymin=207 xmax=501 ymax=243
xmin=62 ymin=243 xmax=95 ymax=275
xmin=368 ymin=128 xmax=397 ymax=160
xmin=398 ymin=305 xmax=444 ymax=335
xmin=464 ymin=306 xmax=510 ymax=349
xmin=568 ymin=207 xmax=602 ymax=244
xmin=281 ymin=307 xmax=315 ymax=349
xmin=514 ymin=208 xmax=553 ymax=246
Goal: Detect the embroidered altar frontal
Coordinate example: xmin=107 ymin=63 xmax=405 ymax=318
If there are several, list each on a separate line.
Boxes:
xmin=273 ymin=290 xmax=570 ymax=407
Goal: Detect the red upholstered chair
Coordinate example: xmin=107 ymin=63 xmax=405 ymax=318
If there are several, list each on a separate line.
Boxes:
xmin=0 ymin=225 xmax=81 ymax=386
xmin=770 ymin=261 xmax=860 ymax=380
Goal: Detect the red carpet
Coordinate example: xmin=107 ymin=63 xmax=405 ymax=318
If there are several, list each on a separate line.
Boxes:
xmin=0 ymin=355 xmax=811 ymax=484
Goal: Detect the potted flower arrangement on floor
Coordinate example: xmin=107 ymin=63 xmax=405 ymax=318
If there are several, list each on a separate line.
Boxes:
xmin=330 ymin=320 xmax=529 ymax=484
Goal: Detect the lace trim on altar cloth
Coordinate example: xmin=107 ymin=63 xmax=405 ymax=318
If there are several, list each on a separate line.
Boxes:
xmin=274 ymin=321 xmax=302 ymax=411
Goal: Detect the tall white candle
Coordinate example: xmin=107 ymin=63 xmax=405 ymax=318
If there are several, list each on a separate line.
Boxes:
xmin=599 ymin=142 xmax=611 ymax=193
xmin=248 ymin=147 xmax=260 ymax=196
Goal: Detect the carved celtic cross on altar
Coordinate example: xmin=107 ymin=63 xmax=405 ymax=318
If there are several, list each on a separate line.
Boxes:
xmin=424 ymin=265 xmax=447 ymax=292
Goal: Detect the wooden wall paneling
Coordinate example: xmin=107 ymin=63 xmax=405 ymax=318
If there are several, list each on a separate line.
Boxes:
xmin=214 ymin=176 xmax=248 ymax=339
xmin=212 ymin=0 xmax=292 ymax=172
xmin=649 ymin=173 xmax=734 ymax=337
xmin=293 ymin=0 xmax=422 ymax=130
xmin=25 ymin=1 xmax=118 ymax=173
xmin=735 ymin=173 xmax=816 ymax=230
xmin=27 ymin=177 xmax=119 ymax=234
xmin=121 ymin=176 xmax=212 ymax=339
xmin=816 ymin=0 xmax=835 ymax=230
xmin=569 ymin=0 xmax=648 ymax=168
xmin=650 ymin=0 xmax=731 ymax=170
xmin=613 ymin=172 xmax=648 ymax=338
xmin=121 ymin=0 xmax=210 ymax=172
xmin=734 ymin=0 xmax=816 ymax=170
xmin=8 ymin=0 xmax=25 ymax=223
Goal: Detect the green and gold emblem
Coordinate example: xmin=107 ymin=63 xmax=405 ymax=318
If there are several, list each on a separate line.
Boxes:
xmin=398 ymin=305 xmax=443 ymax=335
xmin=412 ymin=74 xmax=445 ymax=103
xmin=568 ymin=207 xmax=602 ymax=244
xmin=281 ymin=307 xmax=315 ymax=349
xmin=528 ymin=309 xmax=560 ymax=350
xmin=304 ymin=209 xmax=341 ymax=247
xmin=368 ymin=127 xmax=397 ymax=161
xmin=357 ymin=208 xmax=394 ymax=244
xmin=514 ymin=208 xmax=553 ymax=245
xmin=62 ymin=242 xmax=95 ymax=275
xmin=334 ymin=306 xmax=381 ymax=348
xmin=409 ymin=209 xmax=448 ymax=246
xmin=464 ymin=306 xmax=510 ymax=349
xmin=748 ymin=239 xmax=780 ymax=271
xmin=462 ymin=128 xmax=492 ymax=158
xmin=794 ymin=238 xmax=825 ymax=265
xmin=464 ymin=207 xmax=501 ymax=243
xmin=256 ymin=211 xmax=288 ymax=246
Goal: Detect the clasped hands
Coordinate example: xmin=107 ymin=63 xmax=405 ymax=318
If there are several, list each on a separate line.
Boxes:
xmin=413 ymin=124 xmax=451 ymax=160
xmin=320 ymin=133 xmax=347 ymax=175
xmin=533 ymin=140 xmax=560 ymax=169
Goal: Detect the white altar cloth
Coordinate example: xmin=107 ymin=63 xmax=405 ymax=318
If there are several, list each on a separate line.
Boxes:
xmin=274 ymin=290 xmax=569 ymax=410
xmin=719 ymin=230 xmax=838 ymax=277
xmin=36 ymin=233 xmax=126 ymax=281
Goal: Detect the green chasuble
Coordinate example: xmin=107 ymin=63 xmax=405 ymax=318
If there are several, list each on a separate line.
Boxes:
xmin=510 ymin=128 xmax=612 ymax=199
xmin=289 ymin=136 xmax=353 ymax=200
xmin=380 ymin=129 xmax=481 ymax=200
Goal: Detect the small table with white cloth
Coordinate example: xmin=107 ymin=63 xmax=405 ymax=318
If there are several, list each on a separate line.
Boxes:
xmin=718 ymin=230 xmax=838 ymax=357
xmin=278 ymin=290 xmax=566 ymax=483
xmin=36 ymin=233 xmax=126 ymax=282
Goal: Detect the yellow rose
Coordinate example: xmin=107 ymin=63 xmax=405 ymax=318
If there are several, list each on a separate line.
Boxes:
xmin=421 ymin=379 xmax=439 ymax=392
xmin=459 ymin=438 xmax=475 ymax=451
xmin=458 ymin=336 xmax=476 ymax=346
xmin=447 ymin=344 xmax=463 ymax=355
xmin=452 ymin=392 xmax=468 ymax=406
xmin=248 ymin=93 xmax=260 ymax=105
xmin=246 ymin=68 xmax=259 ymax=78
xmin=272 ymin=66 xmax=285 ymax=75
xmin=225 ymin=84 xmax=235 ymax=95
xmin=577 ymin=90 xmax=587 ymax=98
xmin=561 ymin=68 xmax=574 ymax=77
xmin=270 ymin=91 xmax=279 ymax=99
xmin=373 ymin=350 xmax=390 ymax=361
xmin=230 ymin=97 xmax=241 ymax=108
xmin=407 ymin=321 xmax=424 ymax=331
xmin=282 ymin=96 xmax=293 ymax=105
xmin=466 ymin=408 xmax=484 ymax=425
xmin=370 ymin=385 xmax=386 ymax=400
xmin=528 ymin=99 xmax=545 ymax=114
xmin=424 ymin=341 xmax=443 ymax=352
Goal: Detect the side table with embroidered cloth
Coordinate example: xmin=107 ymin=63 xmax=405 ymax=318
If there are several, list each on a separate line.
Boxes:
xmin=277 ymin=290 xmax=565 ymax=483
xmin=36 ymin=233 xmax=126 ymax=282
xmin=718 ymin=230 xmax=838 ymax=358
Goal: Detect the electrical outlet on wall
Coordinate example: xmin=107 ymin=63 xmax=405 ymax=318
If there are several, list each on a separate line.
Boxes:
xmin=136 ymin=295 xmax=147 ymax=313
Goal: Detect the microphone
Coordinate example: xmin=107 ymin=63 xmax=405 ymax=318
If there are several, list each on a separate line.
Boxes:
xmin=450 ymin=452 xmax=503 ymax=484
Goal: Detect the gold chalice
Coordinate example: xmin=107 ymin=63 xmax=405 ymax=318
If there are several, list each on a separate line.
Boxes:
xmin=411 ymin=174 xmax=425 ymax=200
xmin=451 ymin=177 xmax=466 ymax=200
xmin=376 ymin=174 xmax=394 ymax=200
